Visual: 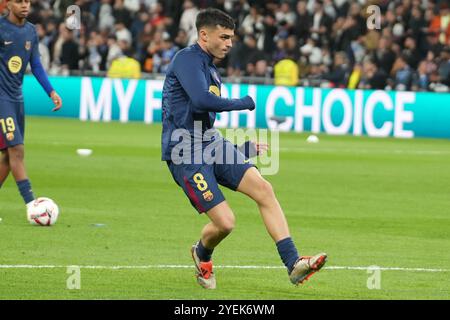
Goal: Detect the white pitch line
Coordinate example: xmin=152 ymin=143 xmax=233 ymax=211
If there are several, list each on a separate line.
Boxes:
xmin=279 ymin=147 xmax=450 ymax=156
xmin=0 ymin=265 xmax=448 ymax=273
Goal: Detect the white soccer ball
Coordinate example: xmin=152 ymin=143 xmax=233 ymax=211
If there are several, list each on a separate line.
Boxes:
xmin=306 ymin=134 xmax=319 ymax=143
xmin=27 ymin=197 xmax=59 ymax=226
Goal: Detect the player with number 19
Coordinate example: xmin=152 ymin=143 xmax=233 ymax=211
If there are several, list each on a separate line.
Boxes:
xmin=0 ymin=0 xmax=62 ymax=218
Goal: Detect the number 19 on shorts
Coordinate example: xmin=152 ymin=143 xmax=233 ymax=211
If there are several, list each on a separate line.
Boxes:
xmin=0 ymin=117 xmax=15 ymax=134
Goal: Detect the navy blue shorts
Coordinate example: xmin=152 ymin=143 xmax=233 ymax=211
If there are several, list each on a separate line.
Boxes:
xmin=0 ymin=99 xmax=25 ymax=150
xmin=167 ymin=142 xmax=255 ymax=214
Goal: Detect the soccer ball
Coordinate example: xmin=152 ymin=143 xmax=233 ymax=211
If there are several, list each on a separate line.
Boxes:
xmin=27 ymin=197 xmax=59 ymax=226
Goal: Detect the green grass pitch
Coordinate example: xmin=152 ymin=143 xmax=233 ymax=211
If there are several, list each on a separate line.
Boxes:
xmin=0 ymin=116 xmax=449 ymax=300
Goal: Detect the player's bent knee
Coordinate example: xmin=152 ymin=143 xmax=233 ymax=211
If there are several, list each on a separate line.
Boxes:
xmin=218 ymin=221 xmax=235 ymax=235
xmin=253 ymin=178 xmax=275 ymax=203
xmin=216 ymin=215 xmax=235 ymax=235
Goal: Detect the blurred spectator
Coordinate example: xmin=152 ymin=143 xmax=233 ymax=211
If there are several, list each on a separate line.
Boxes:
xmin=392 ymin=55 xmax=414 ymax=91
xmin=106 ymin=35 xmax=123 ymax=69
xmin=412 ymin=61 xmax=430 ymax=91
xmin=335 ymin=14 xmax=360 ymax=53
xmin=179 ymin=0 xmax=199 ymax=45
xmin=359 ymin=59 xmax=388 ymax=90
xmin=148 ymin=2 xmax=168 ymax=28
xmin=130 ymin=12 xmax=149 ymax=44
xmin=309 ymin=0 xmax=333 ymax=46
xmin=322 ymin=51 xmax=350 ymax=88
xmin=273 ymin=38 xmax=288 ymax=63
xmin=426 ymin=31 xmax=445 ymax=57
xmin=174 ymin=29 xmax=189 ymax=50
xmin=241 ymin=4 xmax=264 ymax=44
xmin=60 ymin=29 xmax=80 ymax=72
xmin=87 ymin=31 xmax=109 ymax=72
xmin=408 ymin=5 xmax=426 ymax=40
xmin=285 ymin=35 xmax=300 ymax=62
xmin=334 ymin=0 xmax=349 ymax=18
xmin=351 ymin=35 xmax=367 ymax=64
xmin=113 ymin=0 xmax=131 ymax=26
xmin=275 ymin=2 xmax=296 ymax=29
xmin=262 ymin=13 xmax=277 ymax=57
xmin=322 ymin=0 xmax=337 ymax=20
xmin=99 ymin=0 xmax=115 ymax=31
xmin=403 ymin=36 xmax=422 ymax=69
xmin=35 ymin=23 xmax=51 ymax=70
xmin=156 ymin=37 xmax=179 ymax=74
xmin=373 ymin=36 xmax=397 ymax=75
xmin=0 ymin=1 xmax=7 ymax=14
xmin=438 ymin=47 xmax=450 ymax=86
xmin=300 ymin=38 xmax=323 ymax=65
xmin=227 ymin=34 xmax=244 ymax=77
xmin=293 ymin=0 xmax=311 ymax=46
xmin=241 ymin=35 xmax=266 ymax=76
xmin=115 ymin=22 xmax=132 ymax=46
xmin=252 ymin=59 xmax=269 ymax=78
xmin=124 ymin=0 xmax=140 ymax=13
xmin=429 ymin=3 xmax=450 ymax=45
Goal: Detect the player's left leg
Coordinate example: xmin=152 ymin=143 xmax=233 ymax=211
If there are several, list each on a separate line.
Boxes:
xmin=166 ymin=161 xmax=228 ymax=288
xmin=236 ymin=167 xmax=327 ymax=285
xmin=0 ymin=149 xmax=10 ymax=188
xmin=0 ymin=100 xmax=36 ymax=208
xmin=8 ymin=144 xmax=27 ymax=181
xmin=237 ymin=167 xmax=289 ymax=241
xmin=201 ymin=201 xmax=235 ymax=249
xmin=0 ymin=105 xmax=11 ymax=189
xmin=8 ymin=144 xmax=35 ymax=207
xmin=192 ymin=201 xmax=235 ymax=289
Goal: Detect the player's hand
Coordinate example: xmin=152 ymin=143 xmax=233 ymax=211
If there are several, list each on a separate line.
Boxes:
xmin=253 ymin=142 xmax=269 ymax=155
xmin=243 ymin=96 xmax=256 ymax=111
xmin=50 ymin=91 xmax=62 ymax=111
xmin=238 ymin=141 xmax=269 ymax=158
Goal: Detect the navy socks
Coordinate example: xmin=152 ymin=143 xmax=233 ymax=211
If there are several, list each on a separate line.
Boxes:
xmin=276 ymin=237 xmax=300 ymax=273
xmin=16 ymin=179 xmax=35 ymax=204
xmin=196 ymin=240 xmax=214 ymax=262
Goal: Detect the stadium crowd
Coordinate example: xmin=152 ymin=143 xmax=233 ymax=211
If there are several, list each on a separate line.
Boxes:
xmin=1 ymin=0 xmax=449 ymax=92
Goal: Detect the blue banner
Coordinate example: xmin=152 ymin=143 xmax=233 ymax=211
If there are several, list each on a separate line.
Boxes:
xmin=23 ymin=75 xmax=450 ymax=139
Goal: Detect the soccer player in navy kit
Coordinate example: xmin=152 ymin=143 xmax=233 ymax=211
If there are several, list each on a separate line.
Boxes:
xmin=0 ymin=0 xmax=62 ymax=216
xmin=162 ymin=9 xmax=327 ymax=289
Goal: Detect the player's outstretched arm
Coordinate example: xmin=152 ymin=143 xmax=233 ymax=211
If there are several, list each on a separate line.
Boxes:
xmin=174 ymin=52 xmax=255 ymax=113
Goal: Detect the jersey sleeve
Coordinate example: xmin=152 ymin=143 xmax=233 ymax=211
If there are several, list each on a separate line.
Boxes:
xmin=29 ymin=27 xmax=54 ymax=97
xmin=173 ymin=52 xmax=255 ymax=113
xmin=30 ymin=27 xmax=41 ymax=60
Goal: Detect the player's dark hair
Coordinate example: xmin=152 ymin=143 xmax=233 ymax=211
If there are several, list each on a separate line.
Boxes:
xmin=196 ymin=8 xmax=235 ymax=31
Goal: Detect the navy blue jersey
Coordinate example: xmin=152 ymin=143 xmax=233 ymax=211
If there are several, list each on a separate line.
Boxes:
xmin=0 ymin=16 xmax=41 ymax=102
xmin=161 ymin=43 xmax=255 ymax=161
